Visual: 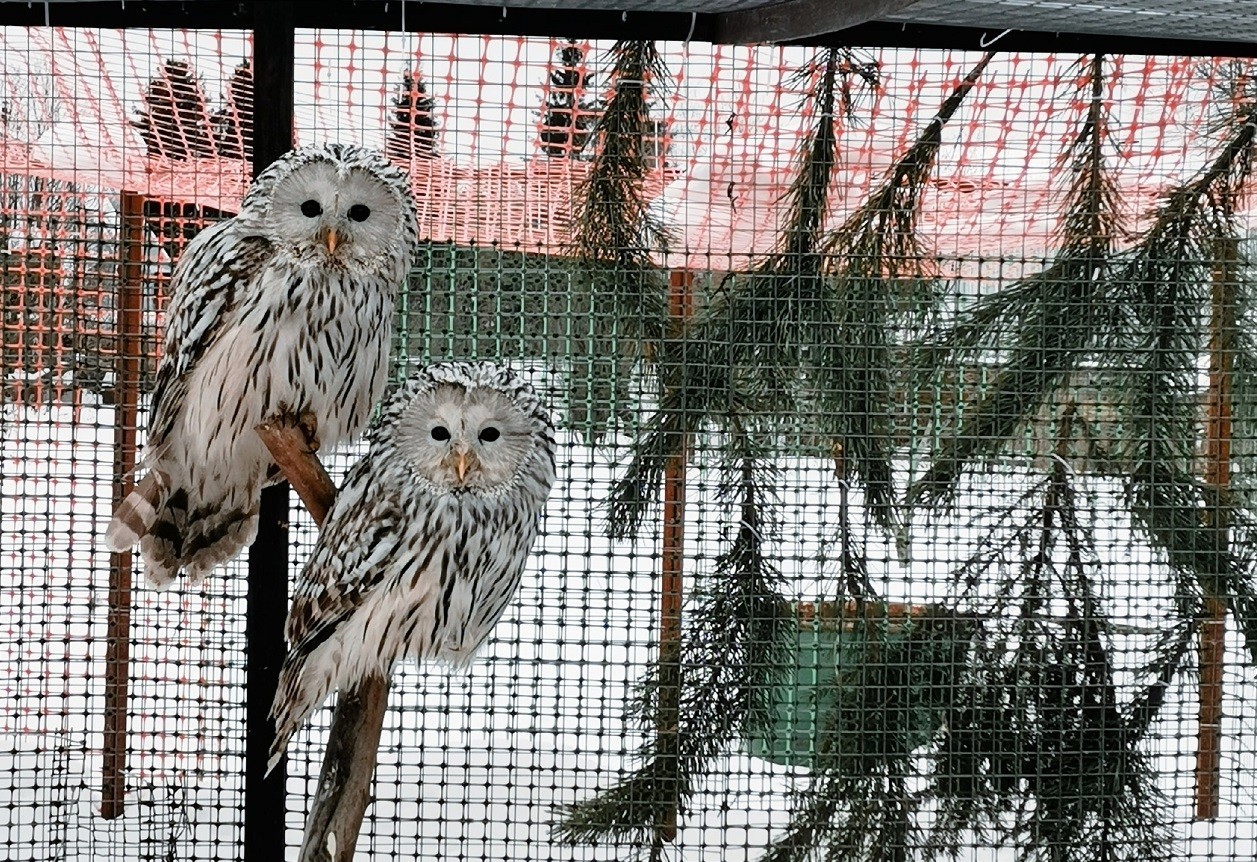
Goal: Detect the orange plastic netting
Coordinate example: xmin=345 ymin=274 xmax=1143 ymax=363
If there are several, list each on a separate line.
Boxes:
xmin=0 ymin=30 xmax=1245 ymax=270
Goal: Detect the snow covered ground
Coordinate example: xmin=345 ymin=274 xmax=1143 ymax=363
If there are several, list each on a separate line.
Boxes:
xmin=2 ymin=399 xmax=1256 ymax=861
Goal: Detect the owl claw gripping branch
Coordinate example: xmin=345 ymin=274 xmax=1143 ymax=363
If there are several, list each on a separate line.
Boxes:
xmin=104 ymin=143 xmax=419 ymax=587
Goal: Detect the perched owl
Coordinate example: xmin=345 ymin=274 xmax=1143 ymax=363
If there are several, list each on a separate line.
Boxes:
xmin=267 ymin=361 xmax=557 ymax=772
xmin=105 ymin=142 xmax=419 ymax=586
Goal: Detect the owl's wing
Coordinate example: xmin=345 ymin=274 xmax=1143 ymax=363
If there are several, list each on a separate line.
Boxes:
xmin=146 ymin=220 xmax=274 ymax=453
xmin=284 ymin=473 xmax=408 ymax=661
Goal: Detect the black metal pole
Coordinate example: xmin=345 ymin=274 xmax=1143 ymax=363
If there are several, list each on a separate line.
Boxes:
xmin=245 ymin=3 xmax=295 ymax=860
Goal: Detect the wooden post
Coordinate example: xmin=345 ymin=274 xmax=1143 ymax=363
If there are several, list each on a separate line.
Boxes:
xmin=100 ymin=191 xmax=147 ymax=820
xmin=250 ymin=421 xmax=393 ymax=862
xmin=1195 ymin=234 xmax=1237 ymax=821
xmin=296 ymin=676 xmax=391 ymax=862
xmin=655 ymin=269 xmax=694 ymax=849
xmin=246 ymin=4 xmax=295 ymax=860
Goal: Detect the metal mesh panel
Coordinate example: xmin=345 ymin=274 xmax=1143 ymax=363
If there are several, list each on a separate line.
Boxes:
xmin=0 ymin=24 xmax=1256 ymax=862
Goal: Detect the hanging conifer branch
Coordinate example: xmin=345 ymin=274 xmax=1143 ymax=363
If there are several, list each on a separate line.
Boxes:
xmin=607 ymin=49 xmax=992 ymax=538
xmin=562 ymin=40 xmax=673 ymax=437
xmin=1112 ymin=86 xmax=1257 ymax=659
xmin=910 ymin=54 xmax=1120 ymax=508
xmin=762 ymin=604 xmax=973 ymax=862
xmin=817 ymin=48 xmax=996 ymax=529
xmin=570 ymin=39 xmax=671 ymax=348
xmin=605 ymin=49 xmax=873 ymax=536
xmin=711 ymin=48 xmax=854 ymax=403
xmin=926 ymin=448 xmax=1180 ymax=862
xmin=557 ymin=420 xmax=792 ymax=848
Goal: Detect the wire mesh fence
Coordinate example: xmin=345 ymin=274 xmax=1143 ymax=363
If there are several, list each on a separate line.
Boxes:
xmin=0 ymin=23 xmax=1255 ymax=862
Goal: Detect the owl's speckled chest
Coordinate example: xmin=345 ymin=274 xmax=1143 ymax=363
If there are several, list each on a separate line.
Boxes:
xmin=181 ymin=258 xmax=397 ymax=473
xmin=394 ymin=476 xmax=550 ymax=664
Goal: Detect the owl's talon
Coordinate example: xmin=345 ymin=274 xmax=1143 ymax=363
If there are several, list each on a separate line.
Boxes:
xmin=297 ymin=412 xmax=320 ymax=452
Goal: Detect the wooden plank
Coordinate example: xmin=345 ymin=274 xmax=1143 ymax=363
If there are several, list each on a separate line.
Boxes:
xmin=1195 ymin=234 xmax=1238 ymax=822
xmin=100 ymin=190 xmax=147 ymax=820
xmin=654 ymin=269 xmax=695 ymax=849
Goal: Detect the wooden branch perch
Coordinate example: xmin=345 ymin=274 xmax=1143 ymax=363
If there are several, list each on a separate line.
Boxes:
xmin=254 ymin=417 xmax=392 ymax=862
xmin=255 ymin=420 xmax=337 ymax=527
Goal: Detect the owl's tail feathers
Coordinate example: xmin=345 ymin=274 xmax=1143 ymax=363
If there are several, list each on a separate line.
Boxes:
xmin=105 ymin=471 xmax=169 ymax=554
xmin=138 ymin=486 xmax=191 ymax=588
xmin=108 ymin=478 xmax=261 ymax=587
xmin=176 ymin=509 xmax=259 ymax=586
xmin=267 ymin=648 xmax=335 ymax=776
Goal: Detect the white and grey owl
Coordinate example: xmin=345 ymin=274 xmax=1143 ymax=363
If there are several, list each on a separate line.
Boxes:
xmin=267 ymin=361 xmax=557 ymax=771
xmin=105 ymin=142 xmax=419 ymax=586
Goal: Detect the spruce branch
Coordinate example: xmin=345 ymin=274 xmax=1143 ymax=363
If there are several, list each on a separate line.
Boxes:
xmin=602 ymin=49 xmax=860 ymax=536
xmin=764 ymin=607 xmax=974 ymax=862
xmin=569 ymin=40 xmax=672 ymax=350
xmin=911 ymin=55 xmax=1120 ymax=508
xmin=930 ymin=456 xmax=1177 ymax=862
xmin=560 ymin=424 xmax=793 ymax=848
xmin=605 ymin=334 xmax=752 ymax=538
xmin=822 ymin=49 xmax=997 ymax=273
xmin=698 ymin=48 xmax=857 ymax=404
xmin=610 ymin=49 xmax=992 ymax=536
xmin=812 ymin=50 xmax=995 ymax=529
xmin=1113 ymin=93 xmax=1257 ymax=659
xmin=565 ymin=40 xmax=673 ymax=436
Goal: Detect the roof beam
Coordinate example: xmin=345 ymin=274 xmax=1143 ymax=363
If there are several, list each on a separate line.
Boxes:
xmin=711 ymin=0 xmax=919 ymax=44
xmin=1 ymin=1 xmax=1255 ymax=58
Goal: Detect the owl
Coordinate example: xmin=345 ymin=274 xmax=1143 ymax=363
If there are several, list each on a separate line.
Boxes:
xmin=267 ymin=361 xmax=557 ymax=771
xmin=105 ymin=142 xmax=419 ymax=587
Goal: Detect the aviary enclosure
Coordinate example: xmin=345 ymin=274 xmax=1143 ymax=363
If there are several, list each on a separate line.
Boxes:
xmin=1 ymin=3 xmax=1256 ymax=861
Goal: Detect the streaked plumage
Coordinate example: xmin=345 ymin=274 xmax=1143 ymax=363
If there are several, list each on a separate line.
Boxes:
xmin=105 ymin=143 xmax=419 ymax=586
xmin=267 ymin=361 xmax=557 ymax=772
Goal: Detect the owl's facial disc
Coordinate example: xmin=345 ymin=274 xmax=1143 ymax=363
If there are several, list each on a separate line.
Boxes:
xmin=267 ymin=159 xmax=403 ymax=267
xmin=402 ymin=385 xmax=534 ymax=492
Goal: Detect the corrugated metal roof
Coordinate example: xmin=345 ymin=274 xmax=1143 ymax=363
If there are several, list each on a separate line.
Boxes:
xmin=20 ymin=1 xmax=1257 ymax=51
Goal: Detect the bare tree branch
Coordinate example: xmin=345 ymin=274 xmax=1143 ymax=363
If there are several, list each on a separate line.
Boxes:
xmin=254 ymin=415 xmax=390 ymax=862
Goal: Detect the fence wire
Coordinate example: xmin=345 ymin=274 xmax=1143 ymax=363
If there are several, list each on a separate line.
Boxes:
xmin=0 ymin=25 xmax=1255 ymax=862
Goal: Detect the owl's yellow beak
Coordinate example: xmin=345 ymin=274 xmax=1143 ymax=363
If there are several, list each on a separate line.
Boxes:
xmin=325 ymin=227 xmax=340 ymax=255
xmin=449 ymin=444 xmax=479 ymax=485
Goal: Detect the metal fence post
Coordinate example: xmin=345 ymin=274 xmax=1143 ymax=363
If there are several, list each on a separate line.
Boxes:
xmin=246 ymin=3 xmax=296 ymax=859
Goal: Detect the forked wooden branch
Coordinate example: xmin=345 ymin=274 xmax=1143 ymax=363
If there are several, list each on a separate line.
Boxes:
xmin=254 ymin=418 xmax=392 ymax=862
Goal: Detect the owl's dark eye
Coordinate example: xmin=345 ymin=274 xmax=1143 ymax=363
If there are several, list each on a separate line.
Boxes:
xmin=431 ymin=426 xmax=451 ymax=442
xmin=478 ymin=427 xmax=500 ymax=443
xmin=300 ymin=199 xmax=323 ymax=218
xmin=347 ymin=204 xmax=371 ymax=222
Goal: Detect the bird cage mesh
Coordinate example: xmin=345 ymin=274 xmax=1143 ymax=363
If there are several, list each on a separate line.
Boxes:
xmin=0 ymin=22 xmax=1255 ymax=862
